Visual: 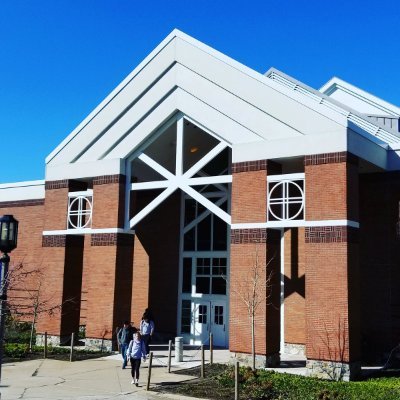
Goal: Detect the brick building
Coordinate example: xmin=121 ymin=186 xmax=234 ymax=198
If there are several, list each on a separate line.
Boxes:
xmin=1 ymin=30 xmax=400 ymax=380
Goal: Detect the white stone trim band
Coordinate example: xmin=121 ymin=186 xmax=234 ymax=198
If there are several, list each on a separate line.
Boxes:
xmin=42 ymin=228 xmax=135 ymax=236
xmin=231 ymin=220 xmax=360 ymax=229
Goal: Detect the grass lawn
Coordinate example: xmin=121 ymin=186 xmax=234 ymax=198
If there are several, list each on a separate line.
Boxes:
xmin=152 ymin=364 xmax=400 ymax=400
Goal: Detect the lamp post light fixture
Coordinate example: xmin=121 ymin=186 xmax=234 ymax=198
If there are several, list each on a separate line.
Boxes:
xmin=0 ymin=215 xmax=19 ymax=387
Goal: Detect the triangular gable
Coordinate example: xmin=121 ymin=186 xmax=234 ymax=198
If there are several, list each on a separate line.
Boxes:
xmin=46 ymin=30 xmax=347 ymax=168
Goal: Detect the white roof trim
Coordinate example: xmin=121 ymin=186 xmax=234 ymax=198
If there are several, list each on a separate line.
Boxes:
xmin=232 ymin=220 xmax=360 ymax=229
xmin=265 ymin=68 xmax=400 ymax=144
xmin=320 ymin=77 xmax=400 ymax=117
xmin=47 ymin=28 xmax=280 ymax=164
xmin=45 ymin=30 xmax=179 ymax=164
xmin=0 ymin=180 xmax=45 ymax=189
xmin=47 ymin=30 xmax=400 ymax=168
xmin=46 ymin=30 xmax=346 ymax=165
xmin=43 ymin=228 xmax=135 ymax=236
xmin=0 ymin=180 xmax=45 ymax=202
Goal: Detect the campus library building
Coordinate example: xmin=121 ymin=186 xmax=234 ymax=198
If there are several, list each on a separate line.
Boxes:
xmin=1 ymin=30 xmax=400 ymax=379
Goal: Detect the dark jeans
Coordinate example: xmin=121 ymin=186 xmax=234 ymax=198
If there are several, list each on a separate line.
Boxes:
xmin=130 ymin=357 xmax=141 ymax=379
xmin=142 ymin=334 xmax=151 ymax=355
xmin=120 ymin=343 xmax=129 ymax=368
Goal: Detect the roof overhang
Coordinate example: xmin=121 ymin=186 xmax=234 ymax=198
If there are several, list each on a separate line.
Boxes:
xmin=45 ymin=30 xmax=400 ymax=181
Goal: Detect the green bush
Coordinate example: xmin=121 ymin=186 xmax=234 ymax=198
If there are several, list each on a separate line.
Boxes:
xmin=5 ymin=343 xmax=29 ymax=358
xmin=254 ymin=370 xmax=400 ymax=400
xmin=4 ymin=343 xmax=106 ymax=360
xmin=5 ymin=318 xmax=33 ymax=344
xmin=163 ymin=364 xmax=400 ymax=400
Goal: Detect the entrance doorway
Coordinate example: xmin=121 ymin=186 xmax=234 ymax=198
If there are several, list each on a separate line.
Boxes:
xmin=193 ymin=300 xmax=227 ymax=347
xmin=179 ymin=254 xmax=229 ymax=346
xmin=126 ymin=114 xmax=231 ymax=342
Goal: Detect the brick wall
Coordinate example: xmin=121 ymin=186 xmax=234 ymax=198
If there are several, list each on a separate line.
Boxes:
xmin=305 ymin=155 xmax=358 ymax=221
xmin=36 ymin=241 xmax=64 ymax=335
xmin=359 ymin=172 xmax=400 ymax=361
xmin=84 ymin=233 xmax=134 ymax=341
xmin=229 ymin=229 xmax=280 ymax=357
xmin=284 ymin=227 xmax=306 ymax=345
xmin=231 ymin=160 xmax=280 ymax=224
xmin=60 ymin=236 xmax=84 ymax=337
xmin=230 ymin=160 xmax=281 ymax=359
xmin=84 ymin=238 xmax=118 ymax=339
xmin=34 ymin=180 xmax=84 ymax=336
xmin=79 ymin=235 xmax=92 ymax=326
xmin=304 ymin=153 xmax=360 ymax=364
xmin=92 ymin=175 xmax=125 ymax=229
xmin=42 ymin=179 xmax=88 ymax=231
xmin=131 ymin=236 xmax=150 ymax=327
xmin=0 ymin=201 xmax=45 ymax=323
xmin=132 ymin=191 xmax=181 ymax=336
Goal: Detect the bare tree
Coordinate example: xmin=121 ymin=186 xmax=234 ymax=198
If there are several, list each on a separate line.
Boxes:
xmin=227 ymin=242 xmax=274 ymax=370
xmin=6 ymin=262 xmax=69 ymax=350
xmin=314 ymin=317 xmax=349 ymax=380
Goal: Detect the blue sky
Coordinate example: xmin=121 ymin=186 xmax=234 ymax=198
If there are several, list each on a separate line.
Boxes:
xmin=1 ymin=0 xmax=399 ymax=183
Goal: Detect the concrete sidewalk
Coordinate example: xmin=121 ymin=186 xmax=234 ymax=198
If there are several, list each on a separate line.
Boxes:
xmin=1 ymin=348 xmax=230 ymax=400
xmin=1 ymin=349 xmax=307 ymax=399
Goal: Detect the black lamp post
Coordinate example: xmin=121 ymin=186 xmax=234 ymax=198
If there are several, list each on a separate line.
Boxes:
xmin=0 ymin=215 xmax=18 ymax=386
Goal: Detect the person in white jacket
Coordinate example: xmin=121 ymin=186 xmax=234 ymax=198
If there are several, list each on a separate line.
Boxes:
xmin=126 ymin=332 xmax=146 ymax=386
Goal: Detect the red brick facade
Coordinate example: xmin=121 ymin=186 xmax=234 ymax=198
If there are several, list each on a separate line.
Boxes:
xmin=230 ymin=160 xmax=281 ymax=364
xmin=304 ymin=153 xmax=360 ymax=366
xmin=359 ymin=172 xmax=400 ymax=361
xmin=284 ymin=227 xmax=306 ymax=346
xmin=2 ymin=150 xmax=399 ymax=375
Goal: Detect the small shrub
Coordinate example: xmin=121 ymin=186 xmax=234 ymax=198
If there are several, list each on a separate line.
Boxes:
xmin=5 ymin=318 xmax=33 ymax=344
xmin=245 ymin=379 xmax=275 ymax=400
xmin=317 ymin=389 xmax=343 ymax=400
xmin=5 ymin=343 xmax=29 ymax=358
xmin=216 ymin=365 xmax=235 ymax=387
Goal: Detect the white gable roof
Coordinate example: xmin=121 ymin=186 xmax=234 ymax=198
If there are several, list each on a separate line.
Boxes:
xmin=45 ymin=30 xmax=400 ymax=178
xmin=320 ymin=77 xmax=400 ymax=117
xmin=46 ymin=30 xmax=349 ymax=168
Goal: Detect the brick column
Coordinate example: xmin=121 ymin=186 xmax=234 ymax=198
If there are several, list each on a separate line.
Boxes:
xmin=304 ymin=152 xmax=361 ymax=380
xmin=85 ymin=175 xmax=134 ymax=350
xmin=230 ymin=160 xmax=281 ymax=367
xmin=37 ymin=180 xmax=85 ymax=345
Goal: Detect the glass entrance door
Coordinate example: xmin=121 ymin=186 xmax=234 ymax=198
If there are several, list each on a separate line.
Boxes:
xmin=192 ymin=300 xmax=226 ymax=347
xmin=193 ymin=302 xmax=210 ymax=345
xmin=211 ymin=301 xmax=226 ymax=347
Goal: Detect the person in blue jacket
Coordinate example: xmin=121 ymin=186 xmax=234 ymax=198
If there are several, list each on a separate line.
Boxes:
xmin=126 ymin=331 xmax=146 ymax=386
xmin=117 ymin=321 xmax=136 ymax=369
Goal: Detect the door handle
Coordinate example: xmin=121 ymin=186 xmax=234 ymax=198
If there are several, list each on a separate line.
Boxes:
xmin=223 ymin=324 xmax=225 ymax=332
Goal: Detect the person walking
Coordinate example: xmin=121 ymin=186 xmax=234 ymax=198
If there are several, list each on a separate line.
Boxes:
xmin=117 ymin=321 xmax=136 ymax=369
xmin=126 ymin=331 xmax=146 ymax=386
xmin=140 ymin=313 xmax=155 ymax=357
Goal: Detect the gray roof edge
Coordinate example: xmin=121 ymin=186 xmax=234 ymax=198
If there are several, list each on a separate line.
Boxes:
xmin=265 ymin=68 xmax=400 ymax=143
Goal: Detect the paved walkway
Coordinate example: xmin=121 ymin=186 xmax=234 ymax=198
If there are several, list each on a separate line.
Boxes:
xmin=1 ymin=348 xmax=230 ymax=400
xmin=1 ymin=348 xmax=308 ymax=399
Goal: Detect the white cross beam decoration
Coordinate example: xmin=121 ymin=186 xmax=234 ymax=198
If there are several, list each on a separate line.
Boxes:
xmin=126 ymin=115 xmax=232 ymax=229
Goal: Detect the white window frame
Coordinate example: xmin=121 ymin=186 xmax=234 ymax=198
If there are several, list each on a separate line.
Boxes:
xmin=67 ymin=190 xmax=93 ymax=229
xmin=267 ymin=173 xmax=305 ymax=222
